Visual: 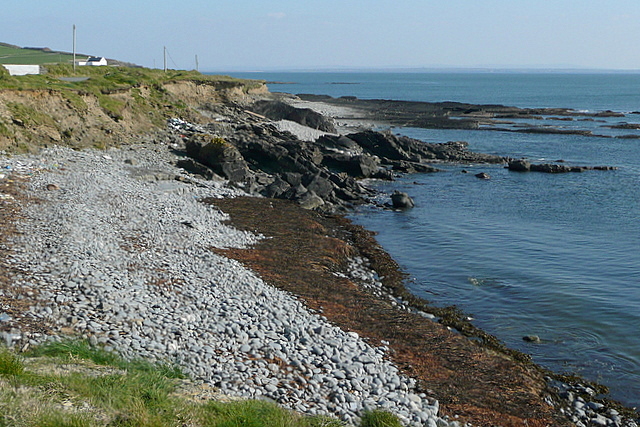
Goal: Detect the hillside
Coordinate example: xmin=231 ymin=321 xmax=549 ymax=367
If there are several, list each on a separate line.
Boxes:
xmin=0 ymin=63 xmax=267 ymax=153
xmin=0 ymin=42 xmax=78 ymax=65
xmin=0 ymin=42 xmax=140 ymax=67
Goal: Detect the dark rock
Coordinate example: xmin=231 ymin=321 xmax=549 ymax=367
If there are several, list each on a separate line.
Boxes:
xmin=508 ymin=159 xmax=618 ymax=174
xmin=389 ymin=160 xmax=440 ymax=174
xmin=523 ymin=335 xmax=541 ymax=343
xmin=282 ymin=172 xmax=303 ymax=187
xmin=390 ymin=191 xmax=415 ymax=209
xmin=347 ymin=131 xmax=412 ymax=162
xmin=322 ymin=152 xmax=380 ymax=178
xmin=594 ymin=110 xmax=625 ymax=117
xmin=250 ymin=100 xmax=336 ymax=132
xmin=176 ymin=158 xmax=218 ymax=180
xmin=475 ymin=172 xmax=491 ymax=180
xmin=530 ymin=163 xmax=577 ymax=173
xmin=263 ymin=176 xmax=291 ymax=198
xmin=304 ymin=173 xmax=335 ymax=198
xmin=606 ymin=123 xmax=640 ymax=130
xmin=185 ymin=134 xmax=250 ymax=182
xmin=508 ymin=159 xmax=532 ymax=172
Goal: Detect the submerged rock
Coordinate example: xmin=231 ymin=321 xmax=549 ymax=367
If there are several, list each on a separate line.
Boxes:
xmin=508 ymin=159 xmax=618 ymax=173
xmin=391 ymin=191 xmax=415 ymax=209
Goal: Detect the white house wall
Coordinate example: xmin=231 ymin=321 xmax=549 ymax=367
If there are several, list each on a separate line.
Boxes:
xmin=2 ymin=64 xmax=41 ymax=76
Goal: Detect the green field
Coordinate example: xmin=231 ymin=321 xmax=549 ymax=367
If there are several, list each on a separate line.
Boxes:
xmin=0 ymin=43 xmax=76 ymax=65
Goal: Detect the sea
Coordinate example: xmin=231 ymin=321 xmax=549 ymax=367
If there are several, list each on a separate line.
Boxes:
xmin=220 ymin=71 xmax=640 ymax=408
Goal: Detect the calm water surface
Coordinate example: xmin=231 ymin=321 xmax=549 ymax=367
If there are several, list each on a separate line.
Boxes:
xmin=223 ymin=71 xmax=640 ymax=407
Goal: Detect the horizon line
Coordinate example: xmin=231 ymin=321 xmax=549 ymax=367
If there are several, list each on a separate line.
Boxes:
xmin=207 ymin=66 xmax=640 ymax=74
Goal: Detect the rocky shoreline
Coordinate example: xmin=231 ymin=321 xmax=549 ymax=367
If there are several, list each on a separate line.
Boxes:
xmin=291 ymin=94 xmax=638 ymax=139
xmin=1 ymin=90 xmax=637 ymax=426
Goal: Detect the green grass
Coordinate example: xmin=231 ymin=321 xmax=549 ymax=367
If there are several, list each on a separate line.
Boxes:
xmin=0 ymin=44 xmax=75 ymax=65
xmin=360 ymin=410 xmax=403 ymax=427
xmin=0 ymin=347 xmax=24 ymax=376
xmin=0 ymin=340 xmax=402 ymax=427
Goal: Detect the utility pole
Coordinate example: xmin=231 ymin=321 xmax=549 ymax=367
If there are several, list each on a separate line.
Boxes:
xmin=195 ymin=54 xmax=199 ymax=72
xmin=73 ymin=24 xmax=76 ymax=72
xmin=163 ymin=46 xmax=167 ymax=72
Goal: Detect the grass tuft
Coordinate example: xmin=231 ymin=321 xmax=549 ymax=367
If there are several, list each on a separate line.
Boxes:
xmin=359 ymin=410 xmax=403 ymax=427
xmin=0 ymin=346 xmax=24 ymax=376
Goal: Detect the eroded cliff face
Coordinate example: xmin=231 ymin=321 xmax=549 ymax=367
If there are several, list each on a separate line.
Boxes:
xmin=0 ymin=79 xmax=268 ymax=153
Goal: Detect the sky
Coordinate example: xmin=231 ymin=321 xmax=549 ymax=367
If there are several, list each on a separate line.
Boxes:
xmin=3 ymin=1 xmax=640 ymax=72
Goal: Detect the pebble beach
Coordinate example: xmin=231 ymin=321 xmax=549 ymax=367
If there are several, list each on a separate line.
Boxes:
xmin=0 ymin=144 xmax=455 ymax=426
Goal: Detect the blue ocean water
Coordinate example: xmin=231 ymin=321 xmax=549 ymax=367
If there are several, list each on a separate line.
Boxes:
xmin=225 ymin=71 xmax=640 ymax=408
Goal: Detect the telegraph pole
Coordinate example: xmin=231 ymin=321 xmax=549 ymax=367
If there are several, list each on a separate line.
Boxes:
xmin=73 ymin=24 xmax=76 ymax=72
xmin=163 ymin=46 xmax=167 ymax=72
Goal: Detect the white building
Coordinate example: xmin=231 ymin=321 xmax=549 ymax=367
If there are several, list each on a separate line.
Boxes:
xmin=77 ymin=56 xmax=108 ymax=66
xmin=1 ymin=64 xmax=41 ymax=76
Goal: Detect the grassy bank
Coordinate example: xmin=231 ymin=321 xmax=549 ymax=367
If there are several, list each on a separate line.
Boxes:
xmin=0 ymin=340 xmax=401 ymax=426
xmin=0 ymin=64 xmax=265 ymax=153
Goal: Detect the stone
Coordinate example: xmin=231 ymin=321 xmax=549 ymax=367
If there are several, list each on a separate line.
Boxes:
xmin=185 ymin=134 xmax=249 ymax=183
xmin=250 ymin=100 xmax=337 ymax=133
xmin=263 ymin=176 xmax=291 ymax=198
xmin=508 ymin=159 xmax=531 ymax=172
xmin=475 ymin=172 xmax=491 ymax=179
xmin=303 ymin=173 xmax=334 ymax=198
xmin=391 ymin=191 xmax=415 ymax=209
xmin=297 ymin=191 xmax=325 ymax=210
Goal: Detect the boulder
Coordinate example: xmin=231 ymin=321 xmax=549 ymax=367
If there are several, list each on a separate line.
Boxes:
xmin=250 ymin=100 xmax=336 ymax=133
xmin=508 ymin=159 xmax=532 ymax=172
xmin=297 ymin=190 xmax=325 ymax=210
xmin=303 ymin=173 xmax=335 ymax=198
xmin=185 ymin=134 xmax=250 ymax=182
xmin=390 ymin=191 xmax=415 ymax=209
xmin=475 ymin=172 xmax=491 ymax=180
xmin=175 ymin=158 xmax=219 ymax=180
xmin=347 ymin=131 xmax=412 ymax=162
xmin=321 ymin=152 xmax=380 ymax=178
xmin=263 ymin=176 xmax=291 ymax=198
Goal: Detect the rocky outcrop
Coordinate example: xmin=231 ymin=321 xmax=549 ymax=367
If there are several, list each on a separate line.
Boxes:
xmin=295 ymin=95 xmax=634 ymax=137
xmin=507 ymin=159 xmax=618 ymax=173
xmin=174 ymin=103 xmax=508 ymax=213
xmin=249 ymin=100 xmax=336 ymax=133
xmin=184 ymin=134 xmax=249 ymax=183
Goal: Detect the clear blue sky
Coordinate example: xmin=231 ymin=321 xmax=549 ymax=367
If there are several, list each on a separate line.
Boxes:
xmin=3 ymin=0 xmax=640 ymax=72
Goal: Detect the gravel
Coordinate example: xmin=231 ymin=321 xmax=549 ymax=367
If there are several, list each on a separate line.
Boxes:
xmin=0 ymin=143 xmax=460 ymax=426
